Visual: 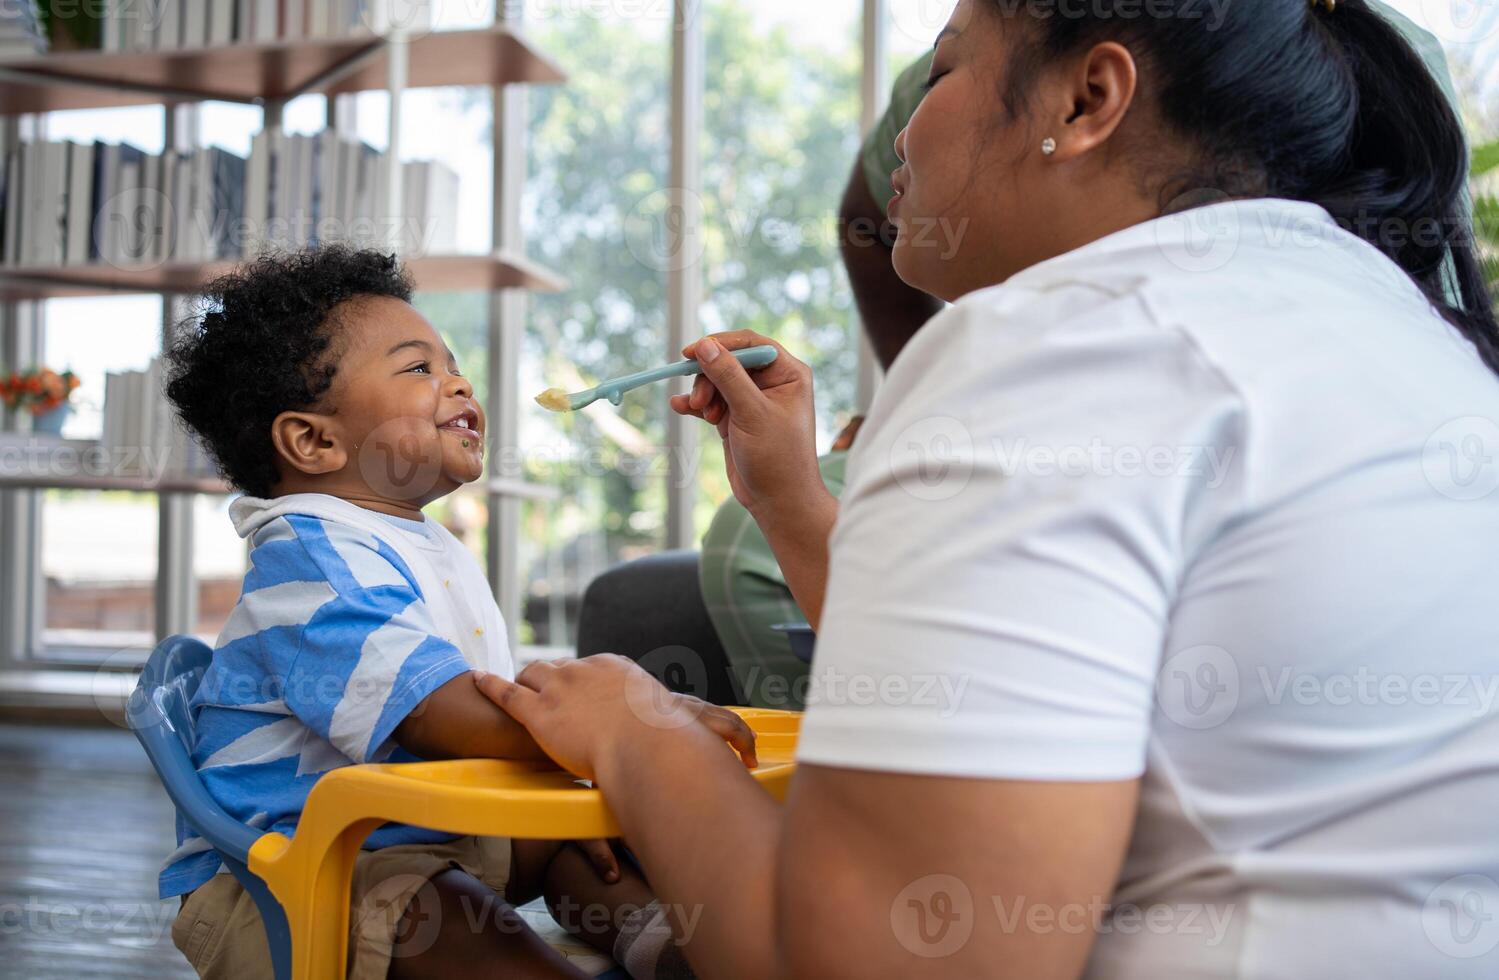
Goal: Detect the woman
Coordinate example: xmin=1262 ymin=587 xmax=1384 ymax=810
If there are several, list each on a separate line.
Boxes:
xmin=480 ymin=0 xmax=1499 ymax=976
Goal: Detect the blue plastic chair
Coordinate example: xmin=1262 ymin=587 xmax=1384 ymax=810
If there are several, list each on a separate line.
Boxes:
xmin=128 ymin=635 xmax=293 ymax=980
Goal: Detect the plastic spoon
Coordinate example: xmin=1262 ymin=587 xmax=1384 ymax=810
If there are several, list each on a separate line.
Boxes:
xmin=535 ymin=344 xmax=779 ymax=413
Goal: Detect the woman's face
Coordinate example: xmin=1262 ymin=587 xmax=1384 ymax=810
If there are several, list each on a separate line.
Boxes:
xmin=889 ymin=0 xmax=1027 ymax=302
xmin=889 ymin=1 xmax=1147 ymax=302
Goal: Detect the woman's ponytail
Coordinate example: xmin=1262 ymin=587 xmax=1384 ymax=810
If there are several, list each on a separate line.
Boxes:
xmin=1311 ymin=0 xmax=1499 ymax=372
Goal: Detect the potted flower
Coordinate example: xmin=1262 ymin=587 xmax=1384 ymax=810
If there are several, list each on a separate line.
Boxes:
xmin=0 ymin=367 xmax=82 ymax=435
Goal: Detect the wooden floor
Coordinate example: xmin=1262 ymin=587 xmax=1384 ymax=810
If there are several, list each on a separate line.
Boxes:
xmin=0 ymin=721 xmax=195 ymax=979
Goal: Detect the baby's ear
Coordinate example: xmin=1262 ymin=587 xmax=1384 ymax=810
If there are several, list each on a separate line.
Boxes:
xmin=270 ymin=411 xmax=348 ymax=477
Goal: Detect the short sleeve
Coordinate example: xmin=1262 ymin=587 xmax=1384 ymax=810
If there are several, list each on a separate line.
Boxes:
xmin=859 ymin=52 xmax=933 ymax=211
xmin=796 ymin=288 xmax=1246 ymax=781
xmin=259 ymin=517 xmax=472 ymax=764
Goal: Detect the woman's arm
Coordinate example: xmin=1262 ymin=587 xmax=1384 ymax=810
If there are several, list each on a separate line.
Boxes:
xmin=671 ymin=333 xmax=837 ymax=627
xmin=476 ymin=658 xmax=1139 ymax=980
xmin=751 ymin=487 xmax=839 ymax=630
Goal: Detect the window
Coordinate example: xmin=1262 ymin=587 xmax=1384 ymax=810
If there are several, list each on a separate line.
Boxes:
xmin=37 ymin=292 xmax=163 ymax=659
xmin=519 ymin=6 xmax=672 ymax=648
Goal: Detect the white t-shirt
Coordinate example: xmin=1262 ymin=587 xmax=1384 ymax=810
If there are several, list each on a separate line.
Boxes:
xmin=229 ymin=493 xmax=514 ymax=679
xmin=798 ymin=199 xmax=1499 ymax=977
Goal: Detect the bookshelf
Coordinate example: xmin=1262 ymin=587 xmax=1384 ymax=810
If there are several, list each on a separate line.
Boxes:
xmin=0 ymin=251 xmax=566 ymax=299
xmin=0 ymin=12 xmax=566 ymax=659
xmin=0 ymin=26 xmax=565 ymax=115
xmin=0 ymin=433 xmax=563 ymax=500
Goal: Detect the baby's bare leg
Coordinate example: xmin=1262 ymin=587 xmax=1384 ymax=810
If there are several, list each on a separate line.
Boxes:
xmin=387 ymin=868 xmax=589 ymax=980
xmin=542 ymin=842 xmax=657 ymax=955
xmin=508 ymin=838 xmax=568 ymax=905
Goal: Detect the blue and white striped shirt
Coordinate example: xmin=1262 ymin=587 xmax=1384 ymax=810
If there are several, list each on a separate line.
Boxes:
xmin=158 ymin=504 xmax=497 ymax=899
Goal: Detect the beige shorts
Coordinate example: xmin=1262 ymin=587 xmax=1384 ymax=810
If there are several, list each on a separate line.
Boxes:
xmin=171 ymin=835 xmax=513 ymax=980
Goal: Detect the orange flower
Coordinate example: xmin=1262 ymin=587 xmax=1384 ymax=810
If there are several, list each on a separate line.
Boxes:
xmin=2 ymin=367 xmax=80 ymax=412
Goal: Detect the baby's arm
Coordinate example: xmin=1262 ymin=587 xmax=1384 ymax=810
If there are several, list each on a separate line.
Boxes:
xmin=395 ymin=672 xmax=550 ymax=762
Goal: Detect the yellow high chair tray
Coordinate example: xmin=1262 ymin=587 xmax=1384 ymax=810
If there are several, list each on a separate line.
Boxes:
xmin=247 ymin=706 xmax=800 ymax=978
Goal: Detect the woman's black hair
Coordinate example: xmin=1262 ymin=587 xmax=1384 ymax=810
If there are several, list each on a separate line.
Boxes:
xmin=992 ymin=0 xmax=1499 ymax=375
xmin=164 ymin=246 xmax=413 ymax=499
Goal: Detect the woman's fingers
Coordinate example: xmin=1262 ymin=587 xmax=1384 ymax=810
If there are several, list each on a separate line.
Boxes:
xmin=682 ymin=329 xmax=772 ymax=357
xmin=690 ymin=372 xmax=715 ymax=410
xmin=575 ymin=839 xmax=620 ymax=883
xmin=686 ymin=332 xmax=806 ymax=392
xmin=472 ymin=670 xmax=540 ymax=723
xmin=698 ymin=706 xmax=759 ymax=769
xmin=693 ymin=339 xmax=771 ymax=419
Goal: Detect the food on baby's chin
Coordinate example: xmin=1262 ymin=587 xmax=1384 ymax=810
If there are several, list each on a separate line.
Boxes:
xmin=535 ymin=388 xmax=572 ymax=413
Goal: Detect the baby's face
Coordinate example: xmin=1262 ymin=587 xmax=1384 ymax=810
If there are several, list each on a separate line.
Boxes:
xmin=325 ymin=296 xmax=487 ymax=506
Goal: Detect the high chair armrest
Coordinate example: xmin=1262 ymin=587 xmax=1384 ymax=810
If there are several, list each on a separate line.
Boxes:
xmin=248 ymin=707 xmax=800 ymax=979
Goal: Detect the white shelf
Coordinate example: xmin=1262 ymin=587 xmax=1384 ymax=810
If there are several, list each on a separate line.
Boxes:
xmin=0 ymin=252 xmax=566 ymax=300
xmin=0 ymin=434 xmax=225 ymax=492
xmin=0 ymin=26 xmax=565 ymax=115
xmin=0 ymin=436 xmax=566 ymax=498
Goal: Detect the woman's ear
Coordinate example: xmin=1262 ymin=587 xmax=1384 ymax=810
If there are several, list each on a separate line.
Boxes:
xmin=270 ymin=411 xmax=348 ymax=478
xmin=1051 ymin=41 xmax=1138 ymax=161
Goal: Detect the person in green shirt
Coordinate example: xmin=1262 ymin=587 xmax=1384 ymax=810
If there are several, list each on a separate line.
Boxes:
xmin=700 ymin=5 xmax=1466 ymax=709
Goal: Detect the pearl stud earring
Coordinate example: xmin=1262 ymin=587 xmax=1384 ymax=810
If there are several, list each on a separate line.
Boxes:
xmin=1041 ymin=137 xmax=1057 ymax=156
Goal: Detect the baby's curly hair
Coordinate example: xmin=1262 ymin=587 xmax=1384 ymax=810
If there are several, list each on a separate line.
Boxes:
xmin=165 ymin=245 xmax=413 ymax=499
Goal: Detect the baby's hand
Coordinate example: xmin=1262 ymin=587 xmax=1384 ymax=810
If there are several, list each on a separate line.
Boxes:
xmin=575 ymin=838 xmax=620 ymax=883
xmin=674 ymin=694 xmax=759 ymax=770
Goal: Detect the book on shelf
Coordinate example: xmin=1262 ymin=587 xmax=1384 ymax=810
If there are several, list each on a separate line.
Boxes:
xmin=89 ymin=0 xmax=400 ymax=51
xmin=100 ymin=358 xmax=218 ymax=481
xmin=0 ymin=2 xmax=48 ymax=58
xmin=0 ymin=135 xmax=461 ymax=273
